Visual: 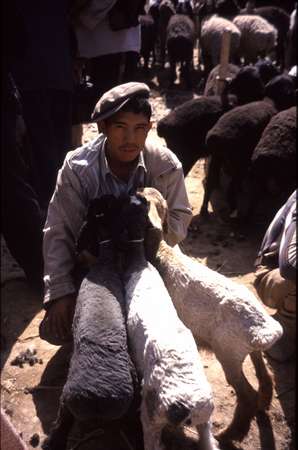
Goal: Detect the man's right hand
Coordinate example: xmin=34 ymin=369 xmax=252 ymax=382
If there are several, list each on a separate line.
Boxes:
xmin=40 ymin=294 xmax=76 ymax=344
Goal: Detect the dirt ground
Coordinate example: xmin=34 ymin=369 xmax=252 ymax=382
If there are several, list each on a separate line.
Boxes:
xmin=1 ymin=79 xmax=295 ymax=450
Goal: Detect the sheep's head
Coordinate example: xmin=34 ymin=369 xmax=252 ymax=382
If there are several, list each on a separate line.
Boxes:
xmin=113 ymin=193 xmax=150 ymax=251
xmin=76 ymin=194 xmax=119 ymax=259
xmin=265 ymin=74 xmax=296 ymax=111
xmin=137 ymin=187 xmax=169 ymax=260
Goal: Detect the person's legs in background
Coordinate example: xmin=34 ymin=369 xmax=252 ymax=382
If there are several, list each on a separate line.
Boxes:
xmin=123 ymin=51 xmax=139 ymax=82
xmin=20 ymin=89 xmax=72 ymax=208
xmin=88 ymin=53 xmax=123 ymax=110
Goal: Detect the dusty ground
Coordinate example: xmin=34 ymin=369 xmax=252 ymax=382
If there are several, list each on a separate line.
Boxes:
xmin=1 ymin=77 xmax=295 ymax=450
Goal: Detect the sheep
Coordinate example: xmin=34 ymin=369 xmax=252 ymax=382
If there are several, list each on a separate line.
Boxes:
xmin=117 ymin=193 xmax=219 ymax=450
xmin=138 ymin=186 xmax=283 ymax=443
xmin=247 ymin=0 xmax=295 ymax=15
xmin=166 ymin=13 xmax=196 ymax=87
xmin=240 ymin=5 xmax=290 ymax=69
xmin=248 ymin=106 xmax=297 ymax=219
xmin=157 ymin=66 xmax=265 ymax=176
xmin=226 ymin=64 xmax=265 ymax=103
xmin=254 ymin=57 xmax=280 ymax=85
xmin=42 ymin=196 xmax=138 ymax=450
xmin=157 ymin=95 xmax=233 ymax=175
xmin=232 ymin=14 xmax=278 ymax=63
xmin=214 ymin=0 xmax=241 ymax=19
xmin=200 ymin=15 xmax=242 ymax=74
xmin=203 ymin=62 xmax=240 ymax=96
xmin=201 ymin=74 xmax=296 ymax=218
xmin=158 ymin=0 xmax=176 ymax=67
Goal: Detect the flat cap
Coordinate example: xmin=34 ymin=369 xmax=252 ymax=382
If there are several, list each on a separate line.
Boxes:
xmin=91 ymin=82 xmax=150 ymax=122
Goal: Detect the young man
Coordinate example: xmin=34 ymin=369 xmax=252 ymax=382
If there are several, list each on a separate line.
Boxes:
xmin=40 ymin=81 xmax=192 ymax=345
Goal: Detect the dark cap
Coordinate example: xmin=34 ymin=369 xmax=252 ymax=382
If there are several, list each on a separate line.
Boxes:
xmin=91 ymin=82 xmax=150 ymax=122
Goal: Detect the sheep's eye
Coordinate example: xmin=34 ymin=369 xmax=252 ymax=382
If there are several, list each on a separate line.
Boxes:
xmin=95 ymin=213 xmax=104 ymax=218
xmin=185 ymin=418 xmax=192 ymax=426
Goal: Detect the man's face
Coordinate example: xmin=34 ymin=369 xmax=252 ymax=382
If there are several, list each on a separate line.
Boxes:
xmin=98 ymin=111 xmax=152 ymax=163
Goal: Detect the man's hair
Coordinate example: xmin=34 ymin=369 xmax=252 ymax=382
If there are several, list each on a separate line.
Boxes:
xmin=105 ymin=95 xmax=152 ymax=122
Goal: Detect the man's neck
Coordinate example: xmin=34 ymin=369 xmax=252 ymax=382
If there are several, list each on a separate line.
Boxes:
xmin=106 ymin=154 xmax=139 ymax=183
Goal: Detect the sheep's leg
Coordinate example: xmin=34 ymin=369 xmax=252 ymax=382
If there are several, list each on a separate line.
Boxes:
xmin=200 ymin=154 xmax=223 ymax=217
xmin=197 ymin=420 xmax=220 ymax=450
xmin=42 ymin=403 xmax=74 ymax=450
xmin=250 ymin=351 xmax=273 ymax=411
xmin=169 ymin=58 xmax=176 ymax=85
xmin=214 ymin=349 xmax=258 ymax=442
xmin=159 ymin=30 xmax=167 ymax=67
xmin=181 ymin=61 xmax=192 ymax=89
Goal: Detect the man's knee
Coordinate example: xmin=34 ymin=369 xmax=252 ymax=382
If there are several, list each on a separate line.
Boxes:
xmin=254 ymin=266 xmax=295 ymax=312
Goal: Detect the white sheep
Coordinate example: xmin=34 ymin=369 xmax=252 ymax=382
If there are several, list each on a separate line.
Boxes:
xmin=232 ymin=14 xmax=278 ymax=63
xmin=200 ymin=15 xmax=242 ymax=73
xmin=138 ymin=187 xmax=283 ymax=444
xmin=120 ymin=194 xmax=219 ymax=450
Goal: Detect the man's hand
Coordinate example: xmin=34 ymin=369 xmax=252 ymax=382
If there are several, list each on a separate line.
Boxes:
xmin=43 ymin=295 xmax=76 ymax=343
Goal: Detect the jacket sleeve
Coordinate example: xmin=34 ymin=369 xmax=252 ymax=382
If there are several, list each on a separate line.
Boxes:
xmin=279 ymin=206 xmax=296 ymax=281
xmin=161 ymin=166 xmax=193 ymax=246
xmin=43 ymin=157 xmax=88 ymax=308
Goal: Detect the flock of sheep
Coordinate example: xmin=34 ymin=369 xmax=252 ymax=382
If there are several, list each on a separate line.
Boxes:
xmin=148 ymin=0 xmax=297 ymax=223
xmin=43 ymin=1 xmax=296 ymax=449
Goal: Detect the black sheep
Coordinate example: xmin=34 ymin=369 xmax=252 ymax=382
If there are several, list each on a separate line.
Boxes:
xmin=254 ymin=58 xmax=280 ymax=85
xmin=157 ymin=65 xmax=266 ymax=175
xmin=248 ymin=106 xmax=297 ymax=216
xmin=157 ymin=95 xmax=233 ymax=174
xmin=158 ymin=0 xmax=176 ymax=66
xmin=166 ymin=13 xmax=196 ymax=87
xmin=42 ymin=196 xmax=140 ymax=450
xmin=203 ymin=63 xmax=240 ymax=97
xmin=227 ymin=65 xmax=265 ymax=104
xmin=201 ymin=74 xmax=296 ymax=218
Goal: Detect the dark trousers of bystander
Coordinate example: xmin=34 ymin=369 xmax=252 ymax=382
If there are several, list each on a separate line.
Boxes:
xmin=1 ymin=74 xmax=44 ymax=289
xmin=87 ymin=51 xmax=139 ymax=110
xmin=20 ymin=89 xmax=72 ymax=208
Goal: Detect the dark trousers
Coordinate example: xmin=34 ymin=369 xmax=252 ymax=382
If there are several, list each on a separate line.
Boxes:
xmin=20 ymin=89 xmax=72 ymax=207
xmin=1 ymin=75 xmax=44 ymax=286
xmin=86 ymin=51 xmax=139 ymax=114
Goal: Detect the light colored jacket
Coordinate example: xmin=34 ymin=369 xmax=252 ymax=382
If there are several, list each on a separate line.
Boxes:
xmin=43 ymin=134 xmax=192 ymax=307
xmin=75 ymin=0 xmax=141 ymax=58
